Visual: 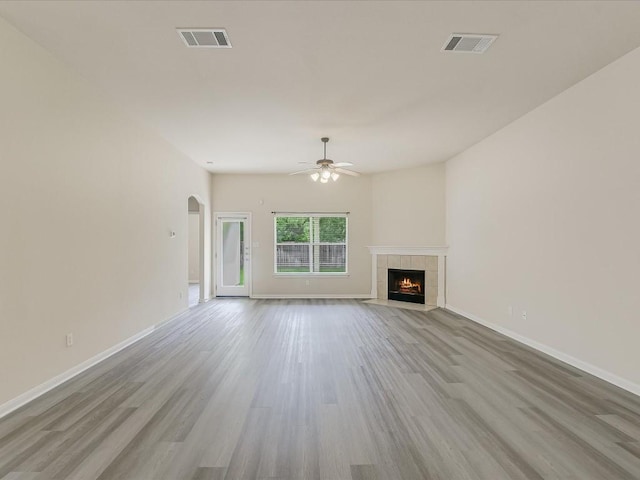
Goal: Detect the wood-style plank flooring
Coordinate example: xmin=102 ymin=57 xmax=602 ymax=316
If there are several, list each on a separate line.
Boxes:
xmin=1 ymin=299 xmax=640 ymax=479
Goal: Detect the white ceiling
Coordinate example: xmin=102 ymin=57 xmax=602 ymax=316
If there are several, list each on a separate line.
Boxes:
xmin=2 ymin=1 xmax=640 ymax=174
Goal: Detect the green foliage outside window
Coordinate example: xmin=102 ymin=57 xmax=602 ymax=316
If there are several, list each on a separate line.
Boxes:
xmin=275 ymin=215 xmax=347 ymax=273
xmin=276 ymin=217 xmax=309 ymax=242
xmin=318 ymin=217 xmax=346 ymax=243
xmin=276 ymin=216 xmax=346 ymax=243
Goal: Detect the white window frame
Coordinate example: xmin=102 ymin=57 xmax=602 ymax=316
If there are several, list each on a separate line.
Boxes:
xmin=273 ymin=213 xmax=349 ymax=276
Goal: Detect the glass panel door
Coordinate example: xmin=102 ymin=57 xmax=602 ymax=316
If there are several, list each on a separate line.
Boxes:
xmin=216 ymin=215 xmax=250 ymax=296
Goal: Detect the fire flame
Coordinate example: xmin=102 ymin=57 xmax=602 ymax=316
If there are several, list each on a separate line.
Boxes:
xmin=398 ymin=277 xmax=422 ymax=293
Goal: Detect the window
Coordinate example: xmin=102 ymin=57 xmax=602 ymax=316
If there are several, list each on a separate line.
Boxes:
xmin=275 ymin=214 xmax=347 ymax=274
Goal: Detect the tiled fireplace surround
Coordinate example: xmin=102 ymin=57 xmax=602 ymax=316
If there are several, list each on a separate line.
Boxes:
xmin=367 ymin=247 xmax=447 ymax=307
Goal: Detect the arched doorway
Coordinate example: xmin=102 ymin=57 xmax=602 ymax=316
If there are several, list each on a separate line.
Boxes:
xmin=187 ymin=196 xmax=205 ymax=306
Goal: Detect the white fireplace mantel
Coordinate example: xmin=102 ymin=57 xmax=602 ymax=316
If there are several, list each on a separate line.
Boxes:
xmin=367 ymin=245 xmax=448 ymax=307
xmin=366 ymin=246 xmax=448 ymax=256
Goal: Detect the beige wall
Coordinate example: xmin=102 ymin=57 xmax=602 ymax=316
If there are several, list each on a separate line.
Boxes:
xmin=446 ymin=45 xmax=640 ymax=389
xmin=188 ymin=213 xmax=200 ymax=283
xmin=371 ymin=163 xmax=446 ymax=246
xmin=188 ymin=196 xmax=200 ymax=213
xmin=0 ymin=18 xmax=211 ymax=407
xmin=211 ymin=174 xmax=372 ymax=296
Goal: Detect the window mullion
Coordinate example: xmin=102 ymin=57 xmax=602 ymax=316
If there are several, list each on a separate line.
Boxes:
xmin=274 ymin=214 xmax=346 ymax=274
xmin=312 ymin=215 xmax=320 ymax=273
xmin=309 ymin=216 xmax=313 ymax=273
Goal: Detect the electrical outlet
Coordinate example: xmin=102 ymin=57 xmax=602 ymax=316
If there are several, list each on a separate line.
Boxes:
xmin=66 ymin=333 xmax=73 ymax=347
xmin=521 ymin=310 xmax=527 ymax=321
xmin=305 ymin=279 xmax=310 ymax=286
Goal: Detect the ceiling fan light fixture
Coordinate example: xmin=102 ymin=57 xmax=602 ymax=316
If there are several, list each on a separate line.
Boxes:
xmin=290 ymin=137 xmax=359 ymax=183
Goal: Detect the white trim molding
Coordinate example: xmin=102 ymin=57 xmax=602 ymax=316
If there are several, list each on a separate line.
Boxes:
xmin=251 ymin=293 xmax=372 ymax=299
xmin=445 ymin=304 xmax=640 ymax=397
xmin=366 ymin=246 xmax=448 ymax=256
xmin=0 ymin=308 xmax=189 ymax=420
xmin=214 ymin=212 xmax=252 ymax=298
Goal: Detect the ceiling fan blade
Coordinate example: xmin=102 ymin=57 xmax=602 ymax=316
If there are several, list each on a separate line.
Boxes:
xmin=335 ymin=167 xmax=361 ymax=177
xmin=333 ymin=162 xmax=353 ymax=167
xmin=289 ymin=168 xmax=317 ymax=176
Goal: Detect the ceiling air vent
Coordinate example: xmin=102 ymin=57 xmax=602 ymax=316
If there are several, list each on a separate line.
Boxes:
xmin=177 ymin=29 xmax=231 ymax=48
xmin=442 ymin=33 xmax=497 ymax=54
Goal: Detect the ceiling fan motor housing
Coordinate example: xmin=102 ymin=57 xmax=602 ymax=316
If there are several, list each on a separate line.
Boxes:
xmin=288 ymin=136 xmax=359 ymax=179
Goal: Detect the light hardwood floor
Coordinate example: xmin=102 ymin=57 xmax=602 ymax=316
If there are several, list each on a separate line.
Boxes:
xmin=188 ymin=284 xmax=200 ymax=307
xmin=1 ymin=299 xmax=639 ymax=479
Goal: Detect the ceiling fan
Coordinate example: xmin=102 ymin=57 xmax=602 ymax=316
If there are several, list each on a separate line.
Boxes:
xmin=290 ymin=137 xmax=360 ymax=183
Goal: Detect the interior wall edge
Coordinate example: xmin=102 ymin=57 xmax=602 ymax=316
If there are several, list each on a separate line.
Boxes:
xmin=0 ymin=16 xmax=213 ymax=406
xmin=250 ymin=294 xmax=373 ymax=299
xmin=445 ymin=304 xmax=640 ymax=397
xmin=0 ymin=307 xmax=190 ymax=420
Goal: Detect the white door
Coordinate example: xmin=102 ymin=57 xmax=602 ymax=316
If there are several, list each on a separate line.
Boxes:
xmin=216 ymin=214 xmax=250 ymax=296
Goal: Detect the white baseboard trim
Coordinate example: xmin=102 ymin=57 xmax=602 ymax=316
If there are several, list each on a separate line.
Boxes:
xmin=251 ymin=293 xmax=373 ymax=300
xmin=153 ymin=307 xmax=189 ymax=329
xmin=445 ymin=304 xmax=640 ymax=397
xmin=0 ymin=307 xmax=189 ymax=420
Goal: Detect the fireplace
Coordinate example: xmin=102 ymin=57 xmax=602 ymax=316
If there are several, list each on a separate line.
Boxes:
xmin=388 ymin=269 xmax=425 ymax=304
xmin=367 ymin=248 xmax=446 ymax=307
